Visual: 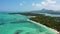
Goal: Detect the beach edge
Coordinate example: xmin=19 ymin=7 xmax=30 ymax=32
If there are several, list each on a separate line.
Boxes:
xmin=27 ymin=19 xmax=59 ymax=34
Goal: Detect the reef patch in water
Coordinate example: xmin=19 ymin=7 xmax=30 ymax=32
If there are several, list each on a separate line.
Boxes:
xmin=14 ymin=30 xmax=23 ymax=34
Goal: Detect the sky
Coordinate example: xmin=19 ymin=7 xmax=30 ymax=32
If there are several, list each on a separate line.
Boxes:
xmin=0 ymin=0 xmax=60 ymax=12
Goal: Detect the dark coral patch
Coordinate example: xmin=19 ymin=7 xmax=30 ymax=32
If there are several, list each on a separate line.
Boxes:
xmin=14 ymin=30 xmax=23 ymax=34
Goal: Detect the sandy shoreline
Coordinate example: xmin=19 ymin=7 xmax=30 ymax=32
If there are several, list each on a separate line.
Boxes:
xmin=27 ymin=19 xmax=59 ymax=34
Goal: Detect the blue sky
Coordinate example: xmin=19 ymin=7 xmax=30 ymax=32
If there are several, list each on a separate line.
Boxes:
xmin=0 ymin=0 xmax=60 ymax=12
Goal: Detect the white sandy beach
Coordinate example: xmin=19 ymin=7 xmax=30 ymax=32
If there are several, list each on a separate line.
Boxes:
xmin=27 ymin=19 xmax=59 ymax=34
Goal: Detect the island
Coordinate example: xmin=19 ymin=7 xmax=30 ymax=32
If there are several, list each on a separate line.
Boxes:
xmin=8 ymin=12 xmax=60 ymax=34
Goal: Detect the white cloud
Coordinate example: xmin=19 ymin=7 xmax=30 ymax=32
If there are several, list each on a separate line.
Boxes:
xmin=36 ymin=4 xmax=41 ymax=7
xmin=49 ymin=5 xmax=60 ymax=10
xmin=32 ymin=3 xmax=41 ymax=7
xmin=19 ymin=1 xmax=26 ymax=6
xmin=32 ymin=3 xmax=35 ymax=6
xmin=32 ymin=0 xmax=60 ymax=10
xmin=41 ymin=2 xmax=48 ymax=6
xmin=20 ymin=3 xmax=23 ymax=6
xmin=46 ymin=0 xmax=56 ymax=4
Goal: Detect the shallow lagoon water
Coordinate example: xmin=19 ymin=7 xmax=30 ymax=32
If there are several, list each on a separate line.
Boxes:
xmin=0 ymin=13 xmax=56 ymax=34
xmin=39 ymin=13 xmax=60 ymax=17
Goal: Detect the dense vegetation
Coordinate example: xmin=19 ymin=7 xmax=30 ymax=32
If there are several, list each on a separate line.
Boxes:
xmin=30 ymin=15 xmax=60 ymax=31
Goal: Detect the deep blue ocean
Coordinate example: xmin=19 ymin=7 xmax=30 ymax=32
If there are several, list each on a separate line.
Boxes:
xmin=0 ymin=13 xmax=57 ymax=34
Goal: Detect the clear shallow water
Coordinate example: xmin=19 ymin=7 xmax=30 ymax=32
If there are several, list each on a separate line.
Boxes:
xmin=0 ymin=13 xmax=56 ymax=34
xmin=45 ymin=13 xmax=60 ymax=17
xmin=39 ymin=13 xmax=60 ymax=17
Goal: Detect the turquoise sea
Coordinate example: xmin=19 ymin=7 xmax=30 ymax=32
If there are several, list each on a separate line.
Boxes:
xmin=0 ymin=13 xmax=57 ymax=34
